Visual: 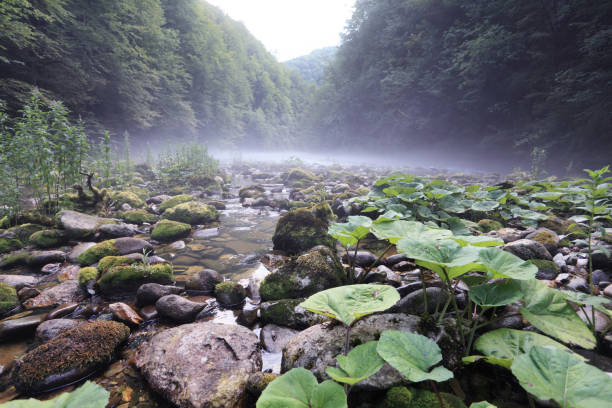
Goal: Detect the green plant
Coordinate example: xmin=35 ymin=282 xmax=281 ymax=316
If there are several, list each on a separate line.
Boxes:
xmin=2 ymin=380 xmax=109 ymax=407
xmin=325 ymin=341 xmax=384 ymax=386
xmin=328 ymin=216 xmax=373 ymax=282
xmin=530 ymin=147 xmax=547 ymax=180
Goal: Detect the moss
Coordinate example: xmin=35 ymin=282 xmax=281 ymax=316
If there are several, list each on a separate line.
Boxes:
xmin=7 ymin=223 xmax=45 ymax=243
xmin=259 ymin=273 xmax=297 ymax=301
xmin=78 ymin=266 xmax=100 ymax=285
xmin=12 ymin=321 xmax=130 ymax=393
xmin=97 ymin=263 xmax=173 ymax=293
xmin=77 ymin=239 xmax=120 ymax=266
xmin=98 ymin=256 xmax=138 ymax=273
xmin=29 ymin=229 xmax=66 ymax=248
xmin=159 ymin=194 xmax=195 ymax=212
xmin=285 ymin=168 xmax=317 ymax=187
xmin=246 ymin=372 xmax=279 ymax=398
xmin=356 ymin=186 xmax=370 ymax=196
xmin=531 ymin=230 xmax=558 ymax=246
xmin=289 ymin=201 xmax=310 ymax=209
xmin=151 ymin=219 xmax=192 ymax=242
xmin=567 ymin=223 xmax=588 ymax=239
xmin=0 ymin=282 xmax=18 ymax=314
xmin=540 ymin=215 xmax=572 ymax=234
xmin=131 ymin=176 xmax=145 ymax=184
xmin=0 ymin=212 xmax=56 ymax=229
xmin=272 ymin=208 xmax=334 ymax=255
xmin=529 ymin=259 xmax=559 ymax=279
xmin=380 ymin=387 xmax=466 ymax=408
xmin=214 ymin=281 xmax=247 ymax=306
xmin=161 ymin=201 xmax=219 ymax=225
xmin=312 ymin=201 xmax=335 ymax=222
xmin=477 ymin=219 xmax=503 ymax=233
xmin=112 ymin=191 xmax=145 ymax=208
xmin=0 ymin=251 xmax=31 ymax=269
xmin=0 ymin=236 xmax=23 ymax=254
xmin=119 ymin=209 xmax=157 ymax=224
xmin=239 ymin=185 xmax=265 ymax=200
xmin=259 ymin=298 xmax=305 ymax=327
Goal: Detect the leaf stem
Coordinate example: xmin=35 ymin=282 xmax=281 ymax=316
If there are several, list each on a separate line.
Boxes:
xmin=429 ymin=380 xmax=446 ymax=408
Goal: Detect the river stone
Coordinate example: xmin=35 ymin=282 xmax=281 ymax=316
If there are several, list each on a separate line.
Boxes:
xmin=260 ymin=324 xmax=299 ymax=353
xmin=271 ymin=208 xmax=334 ymax=255
xmin=0 ymin=314 xmax=46 ymax=341
xmin=47 ymin=302 xmax=79 ymax=319
xmin=41 ymin=263 xmax=61 ymax=274
xmin=23 ymin=280 xmax=84 ymax=309
xmin=0 ymin=275 xmax=38 ymax=290
xmin=35 ymin=318 xmax=81 ymax=343
xmin=135 ymin=322 xmax=262 ymax=408
xmin=28 ymin=250 xmax=66 ymax=266
xmin=185 ymin=268 xmax=222 ymax=293
xmin=365 ymin=265 xmax=402 ymax=287
xmin=114 ymin=237 xmax=153 ymax=255
xmin=382 ymin=253 xmax=408 ymax=267
xmin=68 ymin=242 xmax=96 ymax=263
xmin=343 ymin=250 xmax=378 ymax=267
xmin=12 ymin=320 xmax=129 ymax=393
xmin=390 ymin=287 xmax=449 ymax=315
xmin=282 ymin=313 xmax=460 ymax=390
xmin=98 ymin=223 xmax=137 ymax=238
xmin=525 ymin=228 xmax=560 ymax=253
xmin=137 ymin=283 xmax=182 ymax=306
xmin=58 ymin=210 xmax=118 ymax=238
xmin=503 ymin=239 xmax=552 ymax=260
xmin=155 ymin=295 xmax=206 ymax=322
xmin=110 ymin=302 xmax=143 ymax=326
xmin=259 ymin=298 xmax=326 ymax=330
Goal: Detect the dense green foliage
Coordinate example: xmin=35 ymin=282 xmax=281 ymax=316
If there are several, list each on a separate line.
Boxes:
xmin=0 ymin=0 xmax=308 ymax=146
xmin=285 ymin=47 xmax=337 ymax=84
xmin=306 ymin=0 xmax=612 ymax=169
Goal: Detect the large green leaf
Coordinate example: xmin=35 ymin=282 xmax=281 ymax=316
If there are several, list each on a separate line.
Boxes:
xmin=471 ymin=201 xmax=500 ymax=212
xmin=469 ymin=402 xmax=497 ymax=408
xmin=519 ymin=280 xmax=596 ymax=349
xmin=510 ymin=206 xmax=548 ymax=221
xmin=328 ymin=216 xmax=372 ymax=247
xmin=559 ymin=290 xmax=612 ymax=319
xmin=529 ymin=192 xmax=563 ymax=201
xmin=511 ymin=346 xmax=612 ymax=408
xmin=463 ymin=328 xmax=583 ymax=369
xmin=2 ymin=381 xmax=109 ymax=408
xmin=468 ymin=281 xmax=522 ymax=307
xmin=451 ymin=235 xmax=504 ymax=247
xmin=376 ymin=330 xmax=454 ymax=383
xmin=477 ymin=248 xmax=537 ymax=280
xmin=325 ymin=341 xmax=385 ymax=386
xmin=370 ymin=220 xmax=452 ymax=244
xmin=257 ymin=368 xmax=347 ymax=408
xmin=299 ymin=284 xmax=400 ymax=326
xmin=439 ymin=196 xmax=469 ymax=213
xmin=397 ymin=238 xmax=484 ymax=280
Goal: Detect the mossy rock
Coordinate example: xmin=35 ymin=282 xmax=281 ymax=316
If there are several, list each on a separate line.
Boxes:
xmin=98 ymin=256 xmax=139 ymax=273
xmin=540 ymin=215 xmax=572 ymax=235
xmin=7 ymin=223 xmax=45 ymax=243
xmin=311 ymin=201 xmax=335 ymax=222
xmin=239 ymin=185 xmax=265 ymax=200
xmin=214 ymin=281 xmax=247 ymax=307
xmin=477 ymin=219 xmax=503 ymax=233
xmin=272 ymin=208 xmax=334 ymax=255
xmin=0 ymin=212 xmax=56 ymax=229
xmin=161 ymin=201 xmax=219 ymax=225
xmin=259 ymin=298 xmax=325 ymax=330
xmin=77 ymin=240 xmax=120 ymax=266
xmin=284 ymin=168 xmax=317 ymax=187
xmin=529 ymin=259 xmax=559 ymax=280
xmin=288 ymin=201 xmax=310 ymax=210
xmin=112 ymin=191 xmax=145 ymax=208
xmin=159 ymin=194 xmax=195 ymax=212
xmin=12 ymin=321 xmax=130 ymax=393
xmin=97 ymin=263 xmax=173 ymax=293
xmin=566 ymin=223 xmax=588 ymax=239
xmin=151 ymin=219 xmax=192 ymax=242
xmin=379 ymin=387 xmax=466 ymax=408
xmin=0 ymin=251 xmax=31 ymax=269
xmin=260 ymin=246 xmax=345 ymax=301
xmin=0 ymin=282 xmax=18 ymax=315
xmin=78 ymin=266 xmax=100 ymax=285
xmin=0 ymin=236 xmax=23 ymax=254
xmin=29 ymin=229 xmax=67 ymax=248
xmin=119 ymin=209 xmax=157 ymax=224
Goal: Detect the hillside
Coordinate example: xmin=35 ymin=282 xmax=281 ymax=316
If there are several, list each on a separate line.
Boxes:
xmin=285 ymin=46 xmax=337 ymax=84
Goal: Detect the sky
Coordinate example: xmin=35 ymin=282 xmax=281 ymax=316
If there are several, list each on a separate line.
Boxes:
xmin=205 ymin=0 xmax=356 ymax=61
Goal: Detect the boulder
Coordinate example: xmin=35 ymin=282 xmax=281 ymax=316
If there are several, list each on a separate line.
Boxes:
xmin=35 ymin=318 xmax=81 ymax=343
xmin=260 ymin=324 xmax=299 ymax=353
xmin=23 ymin=280 xmax=84 ymax=309
xmin=0 ymin=275 xmax=38 ymax=291
xmin=68 ymin=242 xmax=96 ymax=263
xmin=390 ymin=287 xmax=449 ymax=315
xmin=162 ymin=201 xmax=219 ymax=225
xmin=0 ymin=282 xmax=19 ymax=315
xmin=97 ymin=263 xmax=173 ymax=294
xmin=159 ymin=194 xmax=195 ymax=212
xmin=215 ymin=282 xmax=247 ymax=307
xmin=271 ymin=208 xmax=334 ymax=255
xmin=97 ymin=223 xmax=137 ymax=238
xmin=259 ymin=246 xmax=345 ymax=301
xmin=155 ymin=295 xmax=206 ymax=322
xmin=119 ymin=209 xmax=158 ymax=224
xmin=185 ymin=268 xmax=223 ymax=293
xmin=282 ymin=313 xmax=460 ymax=390
xmin=364 ymin=265 xmax=402 ymax=287
xmin=525 ymin=228 xmax=560 ymax=254
xmin=259 ymin=298 xmax=326 ymax=330
xmin=503 ymin=239 xmax=552 ymax=260
xmin=28 ymin=229 xmax=67 ymax=248
xmin=151 ymin=219 xmax=191 ymax=242
xmin=343 ymin=250 xmax=378 ymax=267
xmin=77 ymin=237 xmax=152 ymax=265
xmin=135 ymin=322 xmax=261 ymax=408
xmin=12 ymin=321 xmax=129 ymax=393
xmin=58 ymin=210 xmax=117 ymax=238
xmin=0 ymin=314 xmax=46 ymax=341
xmin=137 ymin=283 xmax=182 ymax=306
xmin=28 ymin=250 xmax=66 ymax=266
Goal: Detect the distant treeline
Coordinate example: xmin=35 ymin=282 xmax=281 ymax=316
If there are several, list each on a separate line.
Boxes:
xmin=0 ymin=0 xmax=311 ymax=146
xmin=303 ymin=0 xmax=612 ymax=170
xmin=285 ymin=47 xmax=337 ymax=85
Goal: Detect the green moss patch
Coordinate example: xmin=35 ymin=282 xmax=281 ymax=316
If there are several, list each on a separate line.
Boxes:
xmin=112 ymin=191 xmax=145 ymax=208
xmin=29 ymin=229 xmax=66 ymax=248
xmin=272 ymin=208 xmax=334 ymax=255
xmin=7 ymin=223 xmax=45 ymax=243
xmin=0 ymin=251 xmax=31 ymax=269
xmin=77 ymin=240 xmax=120 ymax=266
xmin=477 ymin=219 xmax=503 ymax=233
xmin=0 ymin=282 xmax=18 ymax=314
xmin=119 ymin=209 xmax=157 ymax=224
xmin=380 ymin=387 xmax=466 ymax=408
xmin=0 ymin=236 xmax=23 ymax=254
xmin=97 ymin=263 xmax=173 ymax=293
xmin=161 ymin=201 xmax=219 ymax=225
xmin=159 ymin=194 xmax=195 ymax=212
xmin=98 ymin=255 xmax=139 ymax=274
xmin=151 ymin=219 xmax=192 ymax=242
xmin=78 ymin=266 xmax=100 ymax=285
xmin=214 ymin=281 xmax=247 ymax=306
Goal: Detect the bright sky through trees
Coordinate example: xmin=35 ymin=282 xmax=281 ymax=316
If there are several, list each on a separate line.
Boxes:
xmin=205 ymin=0 xmax=355 ymax=61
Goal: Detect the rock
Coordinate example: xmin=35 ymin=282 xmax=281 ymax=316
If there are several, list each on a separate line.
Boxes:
xmin=41 ymin=262 xmax=61 ymax=274
xmin=260 ymin=324 xmax=299 ymax=353
xmin=135 ymin=322 xmax=261 ymax=408
xmin=47 ymin=302 xmax=79 ymax=319
xmin=137 ymin=283 xmax=182 ymax=306
xmin=98 ymin=263 xmax=173 ymax=294
xmin=282 ymin=314 xmax=460 ymax=390
xmin=245 ymin=372 xmax=279 ymax=402
xmin=565 ymin=276 xmax=589 ymax=293
xmin=23 ymin=280 xmax=84 ymax=309
xmin=114 ymin=237 xmax=153 ymax=255
xmin=215 ymin=282 xmax=247 ymax=307
xmin=529 ymin=259 xmax=560 ymax=280
xmin=112 ymin=191 xmax=145 ymax=209
xmin=260 ymin=298 xmax=326 ymax=330
xmin=0 ymin=314 xmax=46 ymax=341
xmin=260 ymin=246 xmax=345 ymax=301
xmin=185 ymin=268 xmax=223 ymax=293
xmin=392 ymin=260 xmax=417 ymax=272
xmin=382 ymin=253 xmax=408 ymax=267
xmin=155 ymin=295 xmax=206 ymax=322
xmin=239 ymin=185 xmax=265 ymax=201
xmin=58 ymin=210 xmax=118 ymax=238
xmin=526 ymin=228 xmax=560 ymax=254
xmin=271 ymin=208 xmax=334 ymax=255
xmin=591 ymin=270 xmax=610 ymax=286
xmin=0 ymin=231 xmax=24 ymax=255
xmin=0 ymin=275 xmax=38 ymax=291
xmin=193 ymin=228 xmax=219 ymax=238
xmin=343 ymin=250 xmax=378 ymax=267
xmin=12 ymin=321 xmax=129 ymax=393
xmin=140 ymin=305 xmax=158 ymax=320
xmin=237 ymin=302 xmax=259 ymax=327
xmin=162 ymin=201 xmax=219 ymax=225
xmin=35 ymin=319 xmax=81 ymax=343
xmin=120 ymin=203 xmax=132 ymax=211
xmin=169 ymin=240 xmax=186 ymax=250
xmin=29 ymin=229 xmax=67 ymax=249
xmin=477 ymin=219 xmax=503 ymax=233
xmin=110 ymin=302 xmax=143 ymax=326
xmin=503 ymin=239 xmax=552 ymax=260
xmin=68 ymin=242 xmax=96 ymax=263
xmin=159 ymin=194 xmax=195 ymax=212
xmin=28 ymin=250 xmax=66 ymax=266
xmin=17 ymin=286 xmax=39 ymax=302
xmin=391 ymin=287 xmax=449 ymax=315
xmin=0 ymin=282 xmax=19 ymax=315
xmin=553 ymin=252 xmax=566 ymax=269
xmin=151 ymin=219 xmax=191 ymax=242
xmin=604 ymin=284 xmax=612 ymax=298
xmin=149 ymin=194 xmax=171 ymax=205
xmin=97 ymin=223 xmax=137 ymax=238
xmin=365 ymin=265 xmax=402 ymax=287
xmin=77 ymin=237 xmax=152 ymax=266
xmin=119 ymin=209 xmax=158 ymax=224
xmin=195 ymin=299 xmax=218 ymax=320
xmin=491 ymin=227 xmax=525 ymax=243
xmin=590 ymin=247 xmax=612 ymax=269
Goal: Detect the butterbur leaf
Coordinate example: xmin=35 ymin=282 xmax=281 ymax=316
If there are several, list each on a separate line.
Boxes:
xmin=469 ymin=402 xmax=497 ymax=408
xmin=511 ymin=346 xmax=612 ymax=408
xmin=299 ymin=285 xmax=400 ymax=327
xmin=477 ymin=248 xmax=537 ymax=280
xmin=256 ymin=368 xmax=347 ymax=408
xmin=519 ymin=279 xmax=596 ymax=349
xmin=529 ymin=192 xmax=563 ymax=200
xmin=451 ymin=235 xmax=504 ymax=247
xmin=468 ymin=281 xmax=522 ymax=307
xmin=471 ymin=201 xmax=500 ymax=212
xmin=328 ymin=216 xmax=372 ymax=247
xmin=2 ymin=381 xmax=109 ymax=408
xmin=376 ymin=330 xmax=453 ymax=383
xmin=325 ymin=341 xmax=384 ymax=385
xmin=370 ymin=220 xmax=452 ymax=244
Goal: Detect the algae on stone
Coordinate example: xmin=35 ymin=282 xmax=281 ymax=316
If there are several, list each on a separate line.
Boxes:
xmin=0 ymin=282 xmax=18 ymax=314
xmin=151 ymin=219 xmax=192 ymax=242
xmin=477 ymin=219 xmax=503 ymax=233
xmin=272 ymin=208 xmax=334 ymax=255
xmin=159 ymin=194 xmax=195 ymax=212
xmin=78 ymin=266 xmax=100 ymax=285
xmin=112 ymin=191 xmax=145 ymax=208
xmin=119 ymin=209 xmax=157 ymax=224
xmin=97 ymin=263 xmax=173 ymax=293
xmin=77 ymin=240 xmax=120 ymax=266
xmin=29 ymin=229 xmax=66 ymax=248
xmin=161 ymin=201 xmax=219 ymax=225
